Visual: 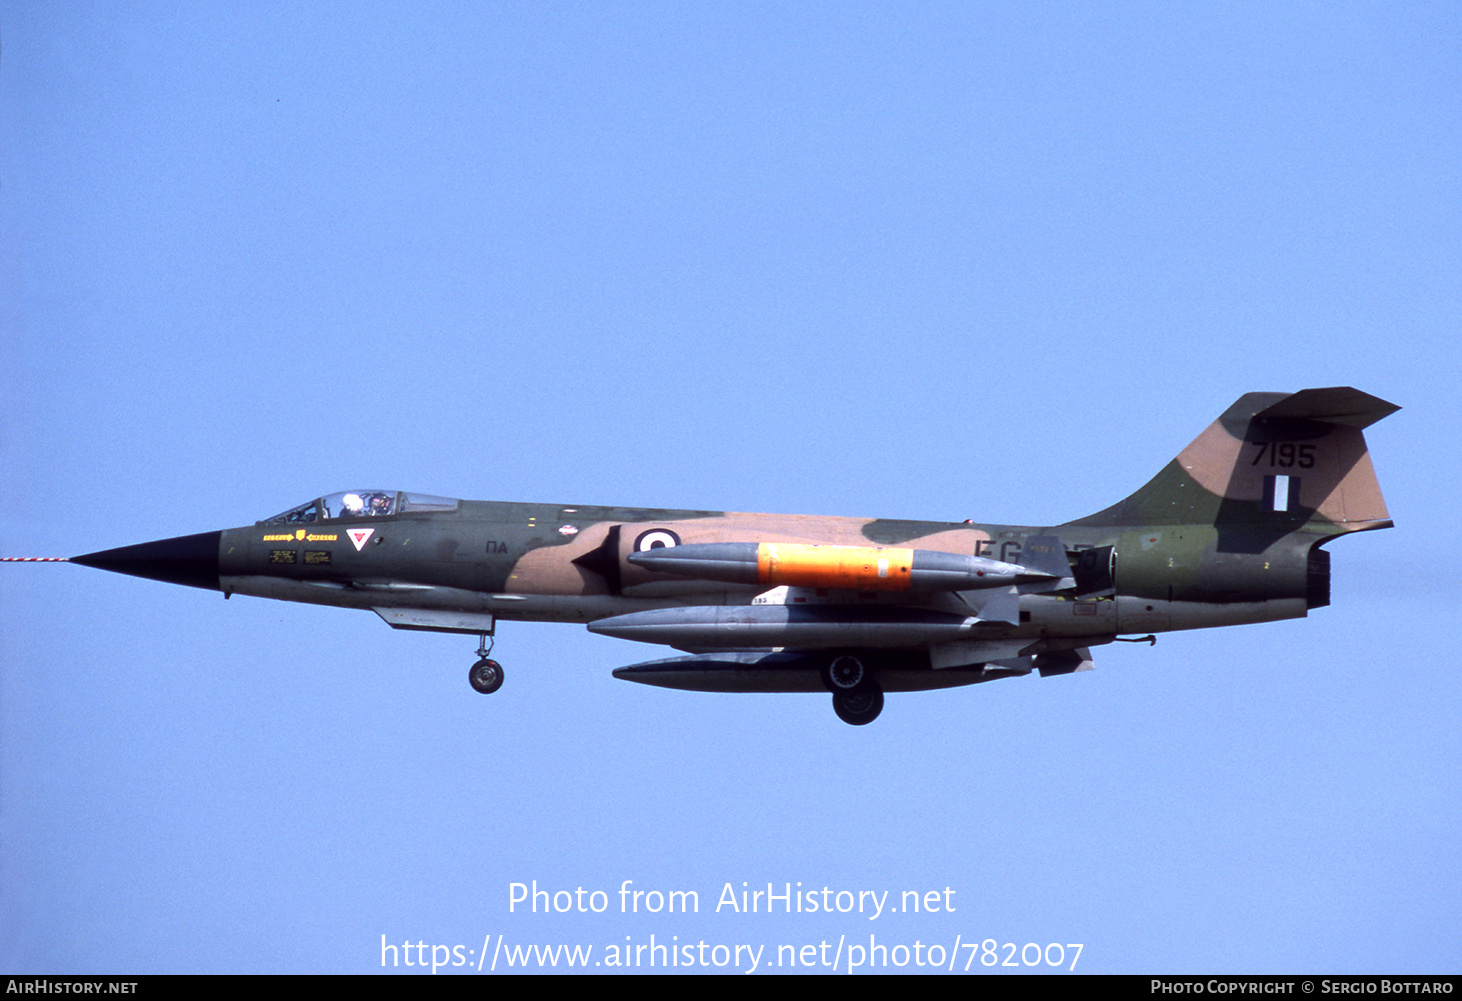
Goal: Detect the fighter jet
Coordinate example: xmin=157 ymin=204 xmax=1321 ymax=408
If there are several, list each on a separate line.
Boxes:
xmin=43 ymin=387 xmax=1396 ymax=725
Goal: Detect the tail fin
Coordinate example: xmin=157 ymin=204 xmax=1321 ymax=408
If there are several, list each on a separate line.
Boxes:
xmin=1067 ymin=387 xmax=1398 ymax=541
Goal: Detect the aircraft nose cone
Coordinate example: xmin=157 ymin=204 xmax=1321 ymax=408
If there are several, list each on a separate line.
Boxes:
xmin=72 ymin=530 xmax=223 ymax=591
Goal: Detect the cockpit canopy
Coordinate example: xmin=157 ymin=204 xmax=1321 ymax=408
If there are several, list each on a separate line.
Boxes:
xmin=261 ymin=490 xmax=461 ymax=525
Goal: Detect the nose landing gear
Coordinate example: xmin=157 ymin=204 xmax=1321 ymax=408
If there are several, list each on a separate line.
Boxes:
xmin=468 ymin=632 xmax=504 ymax=695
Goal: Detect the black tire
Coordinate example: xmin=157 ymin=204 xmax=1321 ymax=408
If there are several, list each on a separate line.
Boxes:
xmin=824 ymin=654 xmax=866 ymax=691
xmin=832 ymin=685 xmax=883 ymax=725
xmin=469 ymin=658 xmax=504 ymax=695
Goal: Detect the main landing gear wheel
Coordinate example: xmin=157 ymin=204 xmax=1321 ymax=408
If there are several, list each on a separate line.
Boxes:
xmin=469 ymin=658 xmax=504 ymax=695
xmin=832 ymin=685 xmax=883 ymax=726
xmin=824 ymin=654 xmax=867 ymax=691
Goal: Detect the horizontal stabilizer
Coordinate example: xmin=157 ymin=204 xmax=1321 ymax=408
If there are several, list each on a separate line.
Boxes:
xmin=1250 ymin=387 xmax=1400 ymax=429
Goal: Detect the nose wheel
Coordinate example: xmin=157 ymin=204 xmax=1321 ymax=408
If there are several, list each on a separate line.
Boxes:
xmin=469 ymin=657 xmax=504 ymax=694
xmin=468 ymin=632 xmax=504 ymax=695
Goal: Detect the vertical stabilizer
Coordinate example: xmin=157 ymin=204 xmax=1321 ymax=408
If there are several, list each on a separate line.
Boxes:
xmin=1067 ymin=387 xmax=1398 ymax=538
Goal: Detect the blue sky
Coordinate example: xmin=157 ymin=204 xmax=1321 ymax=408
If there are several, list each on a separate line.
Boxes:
xmin=2 ymin=1 xmax=1458 ymax=974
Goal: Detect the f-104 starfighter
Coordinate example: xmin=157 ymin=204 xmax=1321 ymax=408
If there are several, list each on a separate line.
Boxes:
xmin=44 ymin=387 xmax=1396 ymax=725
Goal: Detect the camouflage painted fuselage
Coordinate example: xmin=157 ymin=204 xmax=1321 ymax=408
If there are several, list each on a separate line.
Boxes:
xmin=69 ymin=387 xmax=1397 ymax=722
